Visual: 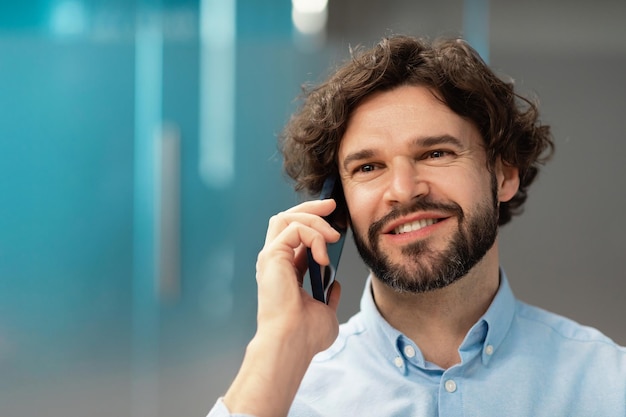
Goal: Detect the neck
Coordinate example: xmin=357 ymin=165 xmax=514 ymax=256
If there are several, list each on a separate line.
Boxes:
xmin=370 ymin=247 xmax=500 ymax=369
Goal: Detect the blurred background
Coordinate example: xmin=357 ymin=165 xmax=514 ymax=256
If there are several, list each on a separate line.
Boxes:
xmin=0 ymin=0 xmax=624 ymax=416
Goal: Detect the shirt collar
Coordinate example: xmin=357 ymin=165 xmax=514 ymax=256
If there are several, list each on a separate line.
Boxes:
xmin=478 ymin=268 xmax=516 ymax=365
xmin=359 ymin=268 xmax=516 ymax=372
xmin=360 ymin=276 xmax=412 ymax=374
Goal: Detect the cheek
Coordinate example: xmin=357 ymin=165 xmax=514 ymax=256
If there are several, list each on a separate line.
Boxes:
xmin=344 ymin=184 xmax=379 ymax=232
xmin=437 ymin=166 xmax=491 ymax=203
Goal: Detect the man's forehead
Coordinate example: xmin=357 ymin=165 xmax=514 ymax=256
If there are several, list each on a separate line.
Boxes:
xmin=338 ymin=86 xmax=480 ymax=151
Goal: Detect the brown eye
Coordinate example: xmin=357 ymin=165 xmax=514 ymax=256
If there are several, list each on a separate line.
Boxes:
xmin=430 ymin=150 xmax=448 ymax=158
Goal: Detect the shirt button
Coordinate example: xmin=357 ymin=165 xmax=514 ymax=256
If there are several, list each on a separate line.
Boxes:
xmin=485 ymin=345 xmax=494 ymax=355
xmin=444 ymin=379 xmax=457 ymax=393
xmin=394 ymin=357 xmax=404 ymax=368
xmin=403 ymin=345 xmax=416 ymax=358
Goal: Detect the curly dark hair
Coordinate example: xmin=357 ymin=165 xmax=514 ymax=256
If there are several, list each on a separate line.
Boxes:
xmin=279 ymin=35 xmax=554 ymax=226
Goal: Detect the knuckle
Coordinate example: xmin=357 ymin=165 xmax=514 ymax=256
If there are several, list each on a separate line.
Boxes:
xmin=268 ymin=211 xmax=290 ymax=229
xmin=257 ymin=246 xmax=270 ymax=262
xmin=267 ymin=214 xmax=280 ymax=227
xmin=256 ymin=249 xmax=269 ymax=270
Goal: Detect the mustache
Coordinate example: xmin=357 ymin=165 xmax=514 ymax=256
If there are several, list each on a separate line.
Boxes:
xmin=368 ymin=197 xmax=464 ymax=243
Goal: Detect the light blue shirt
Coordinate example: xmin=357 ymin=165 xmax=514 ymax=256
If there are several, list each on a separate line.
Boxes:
xmin=209 ymin=270 xmax=626 ymax=417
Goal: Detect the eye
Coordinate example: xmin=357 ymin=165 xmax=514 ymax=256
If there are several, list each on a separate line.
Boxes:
xmin=349 ymin=163 xmax=381 ymax=178
xmin=429 ymin=150 xmax=449 ymax=159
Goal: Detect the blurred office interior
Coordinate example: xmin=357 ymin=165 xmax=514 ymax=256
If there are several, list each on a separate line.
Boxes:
xmin=1 ymin=1 xmax=625 ymax=416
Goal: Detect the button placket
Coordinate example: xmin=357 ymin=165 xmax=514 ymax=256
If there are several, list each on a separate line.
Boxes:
xmin=438 ymin=373 xmax=463 ymax=416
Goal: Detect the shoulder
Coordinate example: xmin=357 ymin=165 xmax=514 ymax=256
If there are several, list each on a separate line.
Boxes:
xmin=506 ymin=300 xmax=626 ymax=408
xmin=513 ymin=300 xmax=625 ymax=354
xmin=294 ymin=312 xmax=372 ymax=409
xmin=312 ymin=312 xmax=369 ymax=362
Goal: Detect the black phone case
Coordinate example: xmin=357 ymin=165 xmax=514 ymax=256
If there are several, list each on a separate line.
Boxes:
xmin=307 ymin=176 xmax=347 ymax=304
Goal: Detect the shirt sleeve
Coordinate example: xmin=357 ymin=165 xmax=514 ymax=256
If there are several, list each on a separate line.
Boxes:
xmin=206 ymin=397 xmax=258 ymax=417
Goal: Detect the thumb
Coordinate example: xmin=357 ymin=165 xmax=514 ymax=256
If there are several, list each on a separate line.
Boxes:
xmin=326 ymin=280 xmax=342 ymax=311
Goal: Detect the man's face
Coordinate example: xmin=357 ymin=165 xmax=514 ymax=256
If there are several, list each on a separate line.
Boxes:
xmin=337 ymin=85 xmax=515 ymax=293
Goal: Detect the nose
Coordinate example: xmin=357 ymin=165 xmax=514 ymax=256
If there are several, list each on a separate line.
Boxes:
xmin=383 ymin=158 xmax=429 ymax=206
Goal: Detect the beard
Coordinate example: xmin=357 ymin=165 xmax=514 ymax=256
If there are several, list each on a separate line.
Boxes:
xmin=352 ymin=175 xmax=499 ymax=293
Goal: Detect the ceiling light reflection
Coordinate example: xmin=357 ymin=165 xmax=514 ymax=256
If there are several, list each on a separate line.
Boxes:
xmin=292 ymin=0 xmax=328 ymax=35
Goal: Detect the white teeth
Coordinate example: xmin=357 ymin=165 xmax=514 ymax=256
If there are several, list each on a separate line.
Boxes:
xmin=393 ymin=219 xmax=436 ymax=235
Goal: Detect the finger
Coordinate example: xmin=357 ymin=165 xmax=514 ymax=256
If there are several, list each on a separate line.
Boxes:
xmin=293 ymin=244 xmax=309 ymax=282
xmin=264 ymin=199 xmax=337 ymax=243
xmin=283 ymin=198 xmax=337 ymax=215
xmin=265 ymin=211 xmax=340 ymax=246
xmin=258 ymin=222 xmax=331 ymax=278
xmin=326 ymin=280 xmax=342 ymax=312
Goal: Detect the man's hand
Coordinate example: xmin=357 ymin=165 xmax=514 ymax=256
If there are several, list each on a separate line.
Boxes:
xmin=223 ymin=199 xmax=342 ymax=417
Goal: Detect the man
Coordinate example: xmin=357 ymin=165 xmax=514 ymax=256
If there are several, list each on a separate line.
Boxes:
xmin=208 ymin=35 xmax=626 ymax=417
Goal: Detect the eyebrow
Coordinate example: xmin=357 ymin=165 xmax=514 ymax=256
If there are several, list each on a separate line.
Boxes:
xmin=341 ymin=135 xmax=465 ymax=171
xmin=416 ymin=135 xmax=464 ymax=149
xmin=341 ymin=149 xmax=376 ymax=171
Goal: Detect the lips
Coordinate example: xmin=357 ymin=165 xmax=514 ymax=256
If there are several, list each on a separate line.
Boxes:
xmin=380 ymin=210 xmax=449 ymax=234
xmin=369 ymin=198 xmax=462 ymax=244
xmin=391 ymin=218 xmax=440 ymax=235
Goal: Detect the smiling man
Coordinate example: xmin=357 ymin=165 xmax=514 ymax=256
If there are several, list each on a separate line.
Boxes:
xmin=208 ymin=35 xmax=626 ymax=417
xmin=337 ymin=84 xmax=517 ymax=370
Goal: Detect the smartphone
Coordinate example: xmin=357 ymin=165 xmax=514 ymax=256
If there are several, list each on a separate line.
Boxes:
xmin=307 ymin=176 xmax=348 ymax=304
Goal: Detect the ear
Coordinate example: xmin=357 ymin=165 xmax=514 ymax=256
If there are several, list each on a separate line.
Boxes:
xmin=495 ymin=158 xmax=520 ymax=203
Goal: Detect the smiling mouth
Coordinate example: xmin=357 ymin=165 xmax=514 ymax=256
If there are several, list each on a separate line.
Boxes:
xmin=391 ymin=218 xmax=441 ymax=235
